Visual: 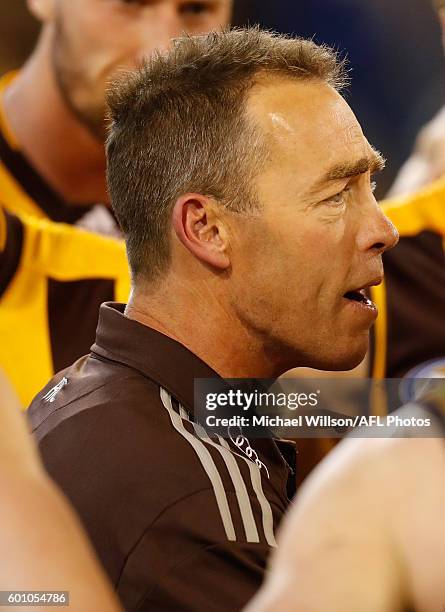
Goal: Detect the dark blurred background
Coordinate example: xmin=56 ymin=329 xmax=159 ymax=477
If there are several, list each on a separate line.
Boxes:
xmin=1 ymin=0 xmax=444 ymax=196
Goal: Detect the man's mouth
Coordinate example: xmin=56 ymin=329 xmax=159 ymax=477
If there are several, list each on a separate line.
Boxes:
xmin=342 ymin=277 xmax=382 ymax=311
xmin=343 ymin=289 xmax=373 ymax=307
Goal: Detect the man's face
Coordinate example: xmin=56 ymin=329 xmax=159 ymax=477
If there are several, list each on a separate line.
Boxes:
xmin=227 ymin=77 xmax=398 ymax=372
xmin=46 ymin=0 xmax=232 ymax=138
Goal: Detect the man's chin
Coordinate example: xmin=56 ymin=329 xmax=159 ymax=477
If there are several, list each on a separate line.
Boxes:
xmin=325 ymin=353 xmax=366 ymax=372
xmin=306 ymin=339 xmax=368 ymax=372
xmin=70 ymin=99 xmax=107 ymax=141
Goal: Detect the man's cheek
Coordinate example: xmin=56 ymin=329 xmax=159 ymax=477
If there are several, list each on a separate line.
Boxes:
xmin=312 ymin=218 xmax=349 ymax=259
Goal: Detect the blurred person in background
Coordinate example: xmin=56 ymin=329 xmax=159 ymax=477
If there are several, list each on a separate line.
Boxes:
xmin=369 ymin=179 xmax=445 ymax=382
xmin=0 ymin=0 xmax=231 ymax=405
xmin=0 ymin=204 xmax=129 ymax=407
xmin=245 ymin=385 xmax=445 ymax=612
xmin=0 ymin=368 xmax=122 ymax=611
xmin=373 ymin=0 xmax=445 ymax=386
xmin=0 ymin=0 xmax=232 ymax=233
xmin=342 ymin=0 xmax=445 ymax=382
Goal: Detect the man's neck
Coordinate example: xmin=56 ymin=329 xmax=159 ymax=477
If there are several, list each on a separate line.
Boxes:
xmin=3 ymin=30 xmax=108 ymax=205
xmin=125 ymin=280 xmax=284 ymax=380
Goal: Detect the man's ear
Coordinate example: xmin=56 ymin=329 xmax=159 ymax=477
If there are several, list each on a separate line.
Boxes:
xmin=27 ymin=0 xmax=56 ymax=22
xmin=172 ymin=194 xmax=231 ymax=270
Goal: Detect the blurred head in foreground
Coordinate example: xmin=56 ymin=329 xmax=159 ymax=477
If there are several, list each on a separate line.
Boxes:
xmin=107 ymin=28 xmax=398 ymax=377
xmin=244 ymin=388 xmax=445 ymax=612
xmin=27 ymin=0 xmax=232 ymax=138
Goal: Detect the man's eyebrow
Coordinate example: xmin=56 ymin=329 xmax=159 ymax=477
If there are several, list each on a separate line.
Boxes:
xmin=313 ymin=149 xmax=386 ymax=190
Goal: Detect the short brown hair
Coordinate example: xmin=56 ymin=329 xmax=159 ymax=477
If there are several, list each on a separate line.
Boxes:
xmin=106 ymin=27 xmax=347 ymax=282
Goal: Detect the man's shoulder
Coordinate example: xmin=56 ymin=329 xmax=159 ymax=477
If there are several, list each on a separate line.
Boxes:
xmin=27 ymin=355 xmax=233 ymax=506
xmin=28 ymin=354 xmax=185 ymax=462
xmin=28 ymin=354 xmax=151 ymax=433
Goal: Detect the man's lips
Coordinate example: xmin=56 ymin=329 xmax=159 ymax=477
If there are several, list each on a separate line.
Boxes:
xmin=342 ymin=277 xmax=383 ymax=308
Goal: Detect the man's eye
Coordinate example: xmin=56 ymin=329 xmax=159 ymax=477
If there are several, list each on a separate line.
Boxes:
xmin=119 ymin=0 xmax=146 ymax=5
xmin=118 ymin=0 xmax=211 ymax=13
xmin=326 ymin=188 xmax=349 ymax=206
xmin=180 ymin=2 xmax=211 ymax=15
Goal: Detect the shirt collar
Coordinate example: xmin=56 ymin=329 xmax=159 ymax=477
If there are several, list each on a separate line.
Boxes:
xmin=93 ymin=302 xmax=297 ymax=494
xmin=91 ymin=302 xmax=220 ymax=413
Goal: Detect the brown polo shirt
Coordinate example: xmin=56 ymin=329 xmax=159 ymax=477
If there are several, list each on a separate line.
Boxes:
xmin=28 ymin=302 xmax=296 ymax=612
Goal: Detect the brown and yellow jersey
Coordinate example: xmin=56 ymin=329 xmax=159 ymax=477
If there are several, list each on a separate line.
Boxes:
xmin=0 ymin=206 xmax=130 ymax=407
xmin=370 ymin=178 xmax=445 ymax=379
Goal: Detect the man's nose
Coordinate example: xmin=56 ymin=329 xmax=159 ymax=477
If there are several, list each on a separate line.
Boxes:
xmin=357 ymin=200 xmax=399 ymax=255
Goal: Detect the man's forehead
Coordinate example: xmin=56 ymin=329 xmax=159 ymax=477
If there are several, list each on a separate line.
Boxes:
xmin=247 ymin=78 xmax=384 ymax=198
xmin=249 ymin=76 xmax=347 ymax=121
xmin=248 ymin=77 xmax=373 ymax=178
xmin=340 ymin=122 xmax=365 ymax=147
xmin=248 ymin=77 xmax=363 ymax=151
